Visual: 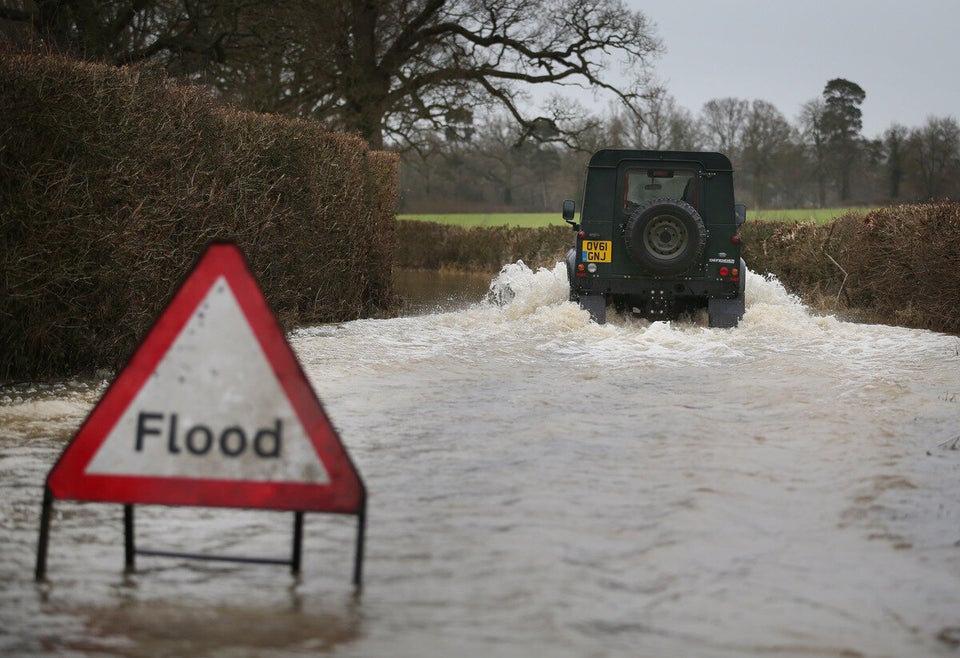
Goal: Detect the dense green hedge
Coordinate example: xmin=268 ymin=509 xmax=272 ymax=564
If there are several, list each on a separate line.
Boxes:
xmin=398 ymin=202 xmax=960 ymax=335
xmin=1 ymin=54 xmax=398 ymax=382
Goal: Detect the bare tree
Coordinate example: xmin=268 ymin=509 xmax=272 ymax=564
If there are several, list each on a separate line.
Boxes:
xmin=602 ymin=90 xmax=699 ymax=151
xmin=799 ymin=98 xmax=828 ymax=207
xmin=740 ymin=100 xmax=791 ymax=209
xmin=210 ymin=0 xmax=664 ymax=150
xmin=470 ymin=115 xmax=529 ymax=207
xmin=3 ymin=0 xmax=663 ymax=151
xmin=882 ymin=123 xmax=909 ymax=200
xmin=699 ymin=97 xmax=748 ymax=157
xmin=908 ymin=116 xmax=960 ymax=199
xmin=664 ymin=104 xmax=702 ymax=152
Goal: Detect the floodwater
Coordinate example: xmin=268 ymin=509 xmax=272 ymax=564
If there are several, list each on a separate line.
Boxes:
xmin=3 ymin=262 xmax=960 ymax=657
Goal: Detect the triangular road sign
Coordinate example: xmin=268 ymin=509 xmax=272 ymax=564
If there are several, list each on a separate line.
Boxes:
xmin=46 ymin=242 xmax=364 ymax=514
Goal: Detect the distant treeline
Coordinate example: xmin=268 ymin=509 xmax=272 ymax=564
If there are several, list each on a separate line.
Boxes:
xmin=399 ymin=94 xmax=960 ymax=215
xmin=1 ymin=54 xmax=398 ymax=382
xmin=397 ymin=202 xmax=960 ymax=335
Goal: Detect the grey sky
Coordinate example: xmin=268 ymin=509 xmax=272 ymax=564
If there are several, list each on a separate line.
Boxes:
xmin=635 ymin=0 xmax=960 ymax=139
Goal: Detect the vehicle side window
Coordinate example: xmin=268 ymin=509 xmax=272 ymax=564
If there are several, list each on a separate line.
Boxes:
xmin=624 ymin=169 xmax=697 ymax=212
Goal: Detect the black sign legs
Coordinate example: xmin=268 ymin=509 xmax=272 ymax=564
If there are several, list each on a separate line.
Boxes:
xmin=35 ymin=487 xmax=54 ymax=582
xmin=37 ymin=497 xmax=366 ymax=586
xmin=124 ymin=504 xmax=136 ymax=572
xmin=353 ymin=500 xmax=366 ymax=587
xmin=291 ymin=511 xmax=304 ymax=575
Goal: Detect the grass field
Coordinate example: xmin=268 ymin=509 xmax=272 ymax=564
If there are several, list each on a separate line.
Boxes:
xmin=397 ymin=212 xmax=563 ymax=228
xmin=398 ymin=207 xmax=874 ymax=228
xmin=748 ymin=207 xmax=874 ymax=224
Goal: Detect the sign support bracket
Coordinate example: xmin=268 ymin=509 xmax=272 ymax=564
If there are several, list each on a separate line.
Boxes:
xmin=36 ymin=493 xmax=367 ymax=582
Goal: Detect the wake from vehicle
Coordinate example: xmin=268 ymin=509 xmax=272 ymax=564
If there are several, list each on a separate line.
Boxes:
xmin=290 ymin=257 xmax=955 ymax=389
xmin=467 ymin=259 xmax=955 ymax=374
xmin=482 ymin=259 xmax=805 ymax=328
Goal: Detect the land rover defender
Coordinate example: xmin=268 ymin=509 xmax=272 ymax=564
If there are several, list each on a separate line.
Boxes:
xmin=563 ymin=150 xmax=746 ymax=327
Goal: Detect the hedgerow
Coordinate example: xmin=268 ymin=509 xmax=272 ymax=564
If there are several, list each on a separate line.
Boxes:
xmin=1 ymin=54 xmax=398 ymax=382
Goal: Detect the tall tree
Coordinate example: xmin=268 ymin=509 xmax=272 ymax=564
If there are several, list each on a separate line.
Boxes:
xmin=799 ymin=98 xmax=828 ymax=207
xmin=2 ymin=0 xmax=663 ymax=150
xmin=821 ymin=78 xmax=865 ymax=202
xmin=232 ymin=0 xmax=664 ymax=150
xmin=605 ymin=90 xmax=701 ymax=151
xmin=740 ymin=100 xmax=791 ymax=209
xmin=909 ymin=116 xmax=960 ymax=199
xmin=699 ymin=97 xmax=748 ymax=158
xmin=882 ymin=123 xmax=908 ymax=200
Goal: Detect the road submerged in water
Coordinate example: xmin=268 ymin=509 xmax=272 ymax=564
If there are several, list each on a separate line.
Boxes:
xmin=3 ymin=263 xmax=960 ymax=657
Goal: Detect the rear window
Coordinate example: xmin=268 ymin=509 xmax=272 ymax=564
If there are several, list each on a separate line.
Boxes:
xmin=624 ymin=169 xmax=697 ymax=211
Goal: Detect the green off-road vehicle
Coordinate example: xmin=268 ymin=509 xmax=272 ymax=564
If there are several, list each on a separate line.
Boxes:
xmin=563 ymin=149 xmax=746 ymax=327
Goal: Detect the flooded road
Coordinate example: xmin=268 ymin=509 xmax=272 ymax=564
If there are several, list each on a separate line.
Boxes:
xmin=3 ymin=263 xmax=960 ymax=657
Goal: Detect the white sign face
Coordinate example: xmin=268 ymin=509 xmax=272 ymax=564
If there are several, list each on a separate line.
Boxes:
xmin=85 ymin=276 xmax=330 ymax=484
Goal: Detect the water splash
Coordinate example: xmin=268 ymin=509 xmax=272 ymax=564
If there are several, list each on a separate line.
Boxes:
xmin=485 ymin=260 xmax=571 ymax=314
xmin=483 ymin=259 xmax=810 ymax=326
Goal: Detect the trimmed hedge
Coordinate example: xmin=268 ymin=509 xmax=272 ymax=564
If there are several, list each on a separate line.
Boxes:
xmin=396 ymin=221 xmax=571 ymax=272
xmin=740 ymin=203 xmax=960 ymax=333
xmin=1 ymin=54 xmax=399 ymax=382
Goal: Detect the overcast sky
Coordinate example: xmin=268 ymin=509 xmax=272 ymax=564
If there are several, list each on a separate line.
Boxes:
xmin=633 ymin=0 xmax=960 ymax=139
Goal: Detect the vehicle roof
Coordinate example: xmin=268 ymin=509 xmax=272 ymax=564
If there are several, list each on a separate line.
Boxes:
xmin=588 ymin=149 xmax=733 ymax=172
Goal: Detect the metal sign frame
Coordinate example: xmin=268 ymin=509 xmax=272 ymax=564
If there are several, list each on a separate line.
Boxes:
xmin=35 ymin=491 xmax=366 ymax=584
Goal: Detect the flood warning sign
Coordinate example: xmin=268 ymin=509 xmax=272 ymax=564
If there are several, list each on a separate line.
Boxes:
xmin=45 ymin=242 xmax=364 ymax=514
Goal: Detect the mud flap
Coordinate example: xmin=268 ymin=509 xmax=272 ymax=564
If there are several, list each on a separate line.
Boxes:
xmin=708 ymin=297 xmax=743 ymax=328
xmin=578 ymin=293 xmax=606 ymax=324
xmin=708 ymin=259 xmax=746 ymax=328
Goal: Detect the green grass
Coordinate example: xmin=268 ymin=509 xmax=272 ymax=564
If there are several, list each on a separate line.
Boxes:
xmin=747 ymin=207 xmax=874 ymax=224
xmin=397 ymin=213 xmax=564 ymax=228
xmin=398 ymin=207 xmax=876 ymax=228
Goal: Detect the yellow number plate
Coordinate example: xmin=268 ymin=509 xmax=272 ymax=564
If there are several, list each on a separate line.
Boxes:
xmin=581 ymin=240 xmax=612 ymax=263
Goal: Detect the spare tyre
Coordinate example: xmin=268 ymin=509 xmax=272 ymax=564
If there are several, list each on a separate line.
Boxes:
xmin=623 ymin=197 xmax=707 ymax=275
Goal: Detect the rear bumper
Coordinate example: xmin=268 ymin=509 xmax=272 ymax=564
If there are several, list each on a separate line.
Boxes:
xmin=570 ymin=275 xmax=741 ymax=301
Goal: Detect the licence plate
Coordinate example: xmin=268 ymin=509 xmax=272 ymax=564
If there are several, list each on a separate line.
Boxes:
xmin=581 ymin=240 xmax=612 ymax=263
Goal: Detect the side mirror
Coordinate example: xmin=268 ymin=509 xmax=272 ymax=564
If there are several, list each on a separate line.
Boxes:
xmin=562 ymin=199 xmax=577 ymax=227
xmin=735 ymin=203 xmax=747 ymax=226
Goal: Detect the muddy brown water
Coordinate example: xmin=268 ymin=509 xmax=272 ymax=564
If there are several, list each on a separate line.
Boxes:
xmin=3 ymin=263 xmax=960 ymax=657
